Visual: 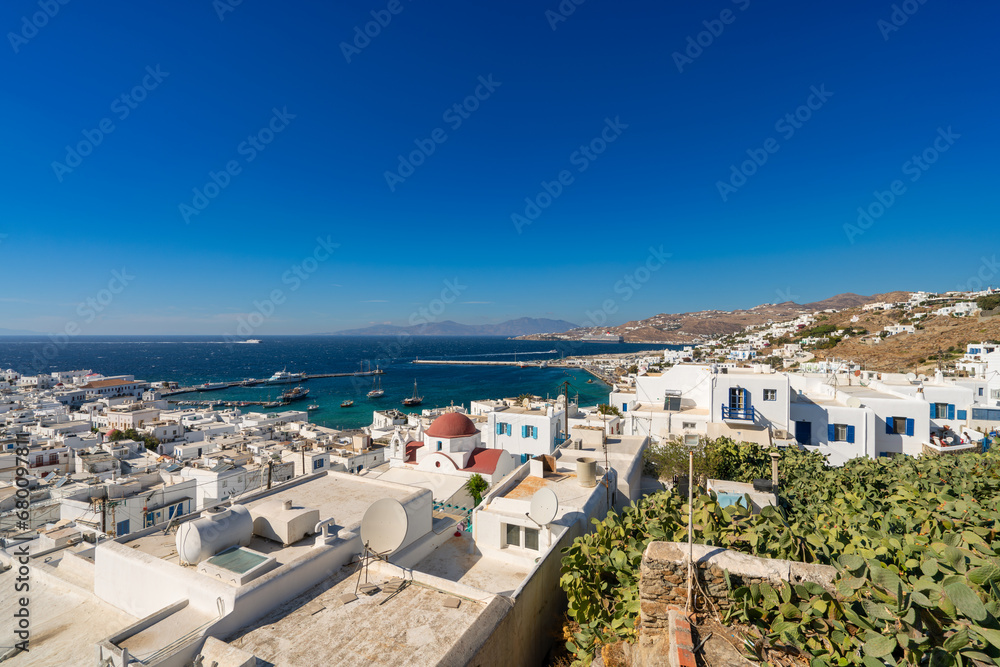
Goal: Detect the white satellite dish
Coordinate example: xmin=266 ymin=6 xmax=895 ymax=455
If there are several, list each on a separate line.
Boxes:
xmin=906 ymin=372 xmax=917 ymax=383
xmin=846 ymin=397 xmax=862 ymax=409
xmin=528 ymin=487 xmax=559 ymax=526
xmin=360 ymin=498 xmax=408 ymax=555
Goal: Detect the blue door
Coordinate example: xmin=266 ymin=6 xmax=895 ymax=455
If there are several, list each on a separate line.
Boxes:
xmin=795 ymin=421 xmax=811 ymax=445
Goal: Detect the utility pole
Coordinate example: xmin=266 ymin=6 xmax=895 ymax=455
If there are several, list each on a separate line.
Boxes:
xmin=560 ymin=380 xmax=570 ymax=443
xmin=266 ymin=459 xmax=273 ymax=489
xmin=686 ymin=448 xmax=694 ymax=612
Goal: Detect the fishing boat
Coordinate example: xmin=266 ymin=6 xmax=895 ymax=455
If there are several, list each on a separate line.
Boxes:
xmin=586 ymin=378 xmax=594 ymax=384
xmin=307 ymin=404 xmax=319 ymax=411
xmin=280 ymin=386 xmax=310 ymax=402
xmin=367 ymin=375 xmax=384 ymax=398
xmin=401 ymin=380 xmax=423 ymax=407
xmin=341 ymin=399 xmax=354 ymax=408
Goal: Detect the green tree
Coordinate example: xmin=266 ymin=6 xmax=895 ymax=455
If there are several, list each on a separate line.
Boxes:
xmin=465 ymin=473 xmax=489 ymax=507
xmin=597 ymin=403 xmax=622 ymax=417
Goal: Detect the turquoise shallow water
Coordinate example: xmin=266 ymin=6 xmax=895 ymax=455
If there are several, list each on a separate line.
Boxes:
xmin=0 ymin=335 xmax=675 ymax=429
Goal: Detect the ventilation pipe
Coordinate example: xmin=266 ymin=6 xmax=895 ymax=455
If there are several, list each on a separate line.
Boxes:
xmin=576 ymin=457 xmax=597 ymax=488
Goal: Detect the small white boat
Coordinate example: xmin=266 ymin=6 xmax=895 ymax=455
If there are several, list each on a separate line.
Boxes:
xmin=367 ymin=375 xmax=384 ymax=398
xmin=307 ymin=404 xmax=319 ymax=411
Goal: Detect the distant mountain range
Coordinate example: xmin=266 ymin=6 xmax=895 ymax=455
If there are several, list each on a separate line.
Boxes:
xmin=323 ymin=317 xmax=578 ymax=337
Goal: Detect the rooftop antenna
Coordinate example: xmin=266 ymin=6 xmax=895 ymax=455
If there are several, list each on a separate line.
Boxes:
xmin=354 ymin=498 xmax=408 ymax=598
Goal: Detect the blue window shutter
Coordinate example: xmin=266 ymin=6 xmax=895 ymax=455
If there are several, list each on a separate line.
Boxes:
xmin=533 ymin=427 xmax=538 ymax=439
xmin=496 ymin=423 xmax=501 ymax=435
xmin=931 ymin=404 xmax=936 ymax=418
xmin=958 ymin=410 xmax=967 ymax=420
xmin=906 ymin=418 xmax=914 ymax=436
xmin=847 ymin=425 xmax=855 ymax=443
xmin=828 ymin=424 xmax=836 ymax=441
xmin=622 ymin=403 xmax=627 ymax=412
xmin=506 ymin=423 xmax=511 ymax=435
xmin=948 ymin=404 xmax=955 ymax=420
xmin=521 ymin=425 xmax=527 ymax=438
xmin=886 ymin=417 xmax=893 ymax=434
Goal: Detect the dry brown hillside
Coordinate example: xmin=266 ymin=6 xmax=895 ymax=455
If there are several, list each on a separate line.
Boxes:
xmin=813 ymin=313 xmax=1000 ymax=372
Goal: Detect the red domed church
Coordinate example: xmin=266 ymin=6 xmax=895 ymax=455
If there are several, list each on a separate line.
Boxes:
xmin=388 ymin=411 xmax=515 ymax=483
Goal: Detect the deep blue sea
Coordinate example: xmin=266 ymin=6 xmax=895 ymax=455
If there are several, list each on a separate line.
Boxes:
xmin=0 ymin=336 xmax=672 ymax=429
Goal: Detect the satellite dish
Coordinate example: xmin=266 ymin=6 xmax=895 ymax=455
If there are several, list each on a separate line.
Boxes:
xmin=360 ymin=498 xmax=408 ymax=555
xmin=528 ymin=487 xmax=559 ymax=526
xmin=846 ymin=397 xmax=862 ymax=409
xmin=906 ymin=372 xmax=917 ymax=383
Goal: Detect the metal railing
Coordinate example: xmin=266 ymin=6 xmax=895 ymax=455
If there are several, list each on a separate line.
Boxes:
xmin=721 ymin=405 xmax=758 ymax=422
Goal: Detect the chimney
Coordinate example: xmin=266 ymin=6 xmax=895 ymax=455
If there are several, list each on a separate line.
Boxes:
xmin=769 ymin=451 xmax=780 ymax=489
xmin=529 ymin=457 xmax=545 ymax=478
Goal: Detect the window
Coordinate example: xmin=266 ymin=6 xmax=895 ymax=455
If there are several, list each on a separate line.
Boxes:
xmin=891 ymin=417 xmax=909 ymax=435
xmin=505 ymin=523 xmax=520 ymax=547
xmin=504 ymin=523 xmax=539 ymax=550
xmin=729 ymin=387 xmax=746 ymax=410
xmin=48 ymin=453 xmax=59 ymax=465
xmin=834 ymin=424 xmax=848 ymax=441
xmin=522 ymin=426 xmax=537 ymax=438
xmin=313 ymin=459 xmax=324 ymax=469
xmin=979 ymin=388 xmax=985 ymax=397
xmin=993 ymin=389 xmax=1000 ymax=400
xmin=665 ymin=396 xmax=681 ymax=411
xmin=436 ymin=441 xmax=442 ymax=451
xmin=763 ymin=389 xmax=777 ymax=402
xmin=524 ymin=527 xmax=539 ymax=550
xmin=682 ymin=422 xmax=696 ymax=430
xmin=972 ymin=408 xmax=1000 ymax=421
xmin=933 ymin=403 xmax=950 ymax=419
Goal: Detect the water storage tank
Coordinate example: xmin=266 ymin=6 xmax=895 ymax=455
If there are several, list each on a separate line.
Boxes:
xmin=176 ymin=505 xmax=253 ymax=565
xmin=576 ymin=457 xmax=597 ymax=488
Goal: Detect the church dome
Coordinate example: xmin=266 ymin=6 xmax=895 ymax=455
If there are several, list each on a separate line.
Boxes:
xmin=425 ymin=412 xmax=479 ymax=438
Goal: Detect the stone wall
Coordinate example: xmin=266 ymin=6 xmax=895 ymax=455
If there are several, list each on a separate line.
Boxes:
xmin=921 ymin=441 xmax=981 ymax=457
xmin=639 ymin=542 xmax=837 ymax=635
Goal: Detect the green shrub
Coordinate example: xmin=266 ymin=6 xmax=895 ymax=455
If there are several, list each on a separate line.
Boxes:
xmin=562 ymin=445 xmax=1000 ymax=665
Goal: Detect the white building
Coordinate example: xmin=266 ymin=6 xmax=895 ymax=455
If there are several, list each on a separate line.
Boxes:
xmin=388 ymin=412 xmax=515 ymax=484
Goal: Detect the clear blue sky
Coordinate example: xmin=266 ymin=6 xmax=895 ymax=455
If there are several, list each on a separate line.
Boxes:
xmin=2 ymin=0 xmax=998 ymax=335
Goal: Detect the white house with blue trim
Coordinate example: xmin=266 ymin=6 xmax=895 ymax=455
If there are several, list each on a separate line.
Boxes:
xmin=484 ymin=402 xmax=567 ymax=463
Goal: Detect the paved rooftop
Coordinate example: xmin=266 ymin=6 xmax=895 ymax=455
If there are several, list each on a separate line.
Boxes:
xmin=226 ymin=563 xmax=495 ymax=667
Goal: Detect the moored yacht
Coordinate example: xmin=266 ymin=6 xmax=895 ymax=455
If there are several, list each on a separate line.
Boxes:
xmin=266 ymin=369 xmax=306 ymax=384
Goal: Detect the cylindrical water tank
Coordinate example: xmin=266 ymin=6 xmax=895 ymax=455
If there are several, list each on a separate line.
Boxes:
xmin=576 ymin=457 xmax=597 ymax=488
xmin=176 ymin=505 xmax=253 ymax=565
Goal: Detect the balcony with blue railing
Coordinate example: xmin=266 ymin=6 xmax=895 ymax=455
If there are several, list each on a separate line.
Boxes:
xmin=721 ymin=404 xmax=758 ymax=422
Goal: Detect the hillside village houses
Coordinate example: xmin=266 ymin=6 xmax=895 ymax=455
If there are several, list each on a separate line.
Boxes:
xmin=3 ymin=287 xmax=1000 ymax=663
xmin=1 ymin=372 xmax=650 ymax=666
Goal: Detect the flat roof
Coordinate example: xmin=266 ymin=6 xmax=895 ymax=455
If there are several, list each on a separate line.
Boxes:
xmin=129 ymin=473 xmax=425 ymax=566
xmin=226 ymin=562 xmax=494 ymax=667
xmin=414 ymin=532 xmax=528 ymax=595
xmin=0 ymin=568 xmax=137 ymax=667
xmin=836 ymin=386 xmax=903 ymax=401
